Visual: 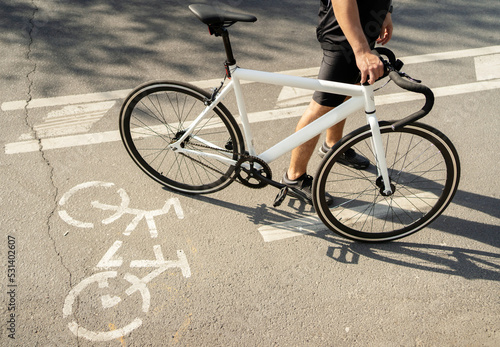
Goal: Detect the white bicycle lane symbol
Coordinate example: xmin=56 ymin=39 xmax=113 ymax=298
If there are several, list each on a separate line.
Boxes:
xmin=58 ymin=181 xmax=191 ymax=342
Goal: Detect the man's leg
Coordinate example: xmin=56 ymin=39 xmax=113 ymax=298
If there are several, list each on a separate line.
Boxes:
xmin=324 ymin=97 xmax=350 ymax=147
xmin=287 ymin=95 xmax=352 ymax=180
xmin=325 ymin=119 xmax=346 ymax=147
xmin=287 ymin=100 xmax=336 ymax=180
xmin=283 ymin=99 xmax=336 ymax=205
xmin=320 ymin=93 xmax=370 ymax=169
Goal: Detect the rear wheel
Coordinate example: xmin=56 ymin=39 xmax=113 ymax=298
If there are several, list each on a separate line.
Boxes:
xmin=313 ymin=122 xmax=460 ymax=242
xmin=119 ymin=81 xmax=244 ymax=194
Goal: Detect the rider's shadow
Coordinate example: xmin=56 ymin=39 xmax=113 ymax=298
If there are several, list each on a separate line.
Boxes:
xmin=444 ymin=189 xmax=500 ymax=247
xmin=321 ymin=188 xmax=500 ymax=281
xmin=163 ymin=186 xmax=500 ymax=281
xmin=325 ymin=234 xmax=500 ymax=281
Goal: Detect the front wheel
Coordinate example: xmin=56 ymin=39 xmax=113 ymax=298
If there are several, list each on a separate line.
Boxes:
xmin=313 ymin=122 xmax=460 ymax=242
xmin=119 ymin=81 xmax=244 ymax=194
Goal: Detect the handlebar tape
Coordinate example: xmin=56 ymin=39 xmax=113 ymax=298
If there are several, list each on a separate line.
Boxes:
xmin=374 ymin=47 xmax=396 ymax=66
xmin=388 ymin=71 xmax=435 ymax=130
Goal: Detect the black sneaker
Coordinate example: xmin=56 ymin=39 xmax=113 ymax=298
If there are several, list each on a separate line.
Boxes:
xmin=281 ymin=173 xmax=333 ymax=205
xmin=319 ymin=142 xmax=370 ymax=170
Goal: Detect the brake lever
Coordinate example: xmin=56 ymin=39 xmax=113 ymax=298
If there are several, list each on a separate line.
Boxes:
xmin=381 ymin=56 xmax=422 ymax=84
xmin=399 ymin=71 xmax=422 ymax=84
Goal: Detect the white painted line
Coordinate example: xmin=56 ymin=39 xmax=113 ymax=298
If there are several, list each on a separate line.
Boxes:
xmin=5 ymin=78 xmax=500 ymax=154
xmin=100 ymin=294 xmax=122 ymax=309
xmin=2 ymin=89 xmax=129 ymax=111
xmin=96 ymin=240 xmax=124 ymax=269
xmin=5 ymin=130 xmax=122 ymax=154
xmin=280 ymin=78 xmax=500 ymax=107
xmin=258 ymin=192 xmax=438 ymax=242
xmin=18 ymin=101 xmax=115 ymax=139
xmin=58 ymin=181 xmax=116 ymax=229
xmin=0 ymin=79 xmax=248 ymax=112
xmin=377 ymin=79 xmax=500 ymax=104
xmin=258 ymin=215 xmax=325 ymax=242
xmin=130 ymin=248 xmax=192 ymax=279
xmin=3 ymin=45 xmax=499 ymax=112
xmin=277 ymin=87 xmax=313 ymax=108
xmin=475 ymin=53 xmax=500 ymax=81
xmin=401 ymin=45 xmax=500 ymax=64
xmin=67 ymin=318 xmax=143 ymax=342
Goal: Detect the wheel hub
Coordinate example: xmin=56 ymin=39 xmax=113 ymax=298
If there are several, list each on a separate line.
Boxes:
xmin=376 ymin=176 xmax=396 ymax=196
xmin=171 ymin=130 xmax=190 ymax=147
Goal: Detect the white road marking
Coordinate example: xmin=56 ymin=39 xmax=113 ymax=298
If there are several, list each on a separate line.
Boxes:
xmin=63 ymin=248 xmax=191 ymax=341
xmin=278 ymin=50 xmax=500 ymax=107
xmin=400 ymin=45 xmax=500 ymax=64
xmin=63 ymin=271 xmax=119 ymax=318
xmin=277 ymin=87 xmax=312 ymax=108
xmin=96 ymin=240 xmax=124 ymax=269
xmin=100 ymin=294 xmax=122 ymax=309
xmin=63 ymin=270 xmax=146 ymax=341
xmin=6 ymin=130 xmax=122 ymax=154
xmin=130 ymin=249 xmax=192 ymax=279
xmin=17 ymin=101 xmax=115 ymax=140
xmin=3 ymin=46 xmax=499 ymax=112
xmin=58 ymin=182 xmax=185 ymax=237
xmin=59 ymin=180 xmax=192 ymax=341
xmin=258 ymin=215 xmax=326 ymax=242
xmin=67 ymin=319 xmax=143 ymax=342
xmin=4 ymin=46 xmax=500 ymax=154
xmin=2 ymin=89 xmax=129 ymax=112
xmin=58 ymin=181 xmax=116 ymax=228
xmin=6 ymin=79 xmax=499 ymax=154
xmin=258 ymin=192 xmax=438 ymax=242
xmin=474 ymin=53 xmax=500 ymax=81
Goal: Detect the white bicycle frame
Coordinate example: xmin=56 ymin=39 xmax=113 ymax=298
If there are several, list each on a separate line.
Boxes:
xmin=170 ymin=64 xmax=393 ymax=194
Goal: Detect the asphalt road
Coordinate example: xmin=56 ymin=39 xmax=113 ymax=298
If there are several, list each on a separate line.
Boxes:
xmin=1 ymin=0 xmax=499 ymax=346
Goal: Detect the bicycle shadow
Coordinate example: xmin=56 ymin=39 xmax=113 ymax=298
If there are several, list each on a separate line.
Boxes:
xmin=168 ymin=186 xmax=317 ymax=228
xmin=324 ymin=235 xmax=500 ymax=281
xmin=319 ymin=185 xmax=500 ymax=280
xmin=314 ymin=188 xmax=499 ymax=281
xmin=168 ymin=186 xmax=500 ymax=281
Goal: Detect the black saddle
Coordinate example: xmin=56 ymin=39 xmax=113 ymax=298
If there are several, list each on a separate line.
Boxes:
xmin=189 ymin=3 xmax=257 ymax=28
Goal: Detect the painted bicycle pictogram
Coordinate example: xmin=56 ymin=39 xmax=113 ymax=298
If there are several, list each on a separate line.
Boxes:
xmin=58 ymin=181 xmax=184 ymax=237
xmin=59 ymin=181 xmax=190 ymax=342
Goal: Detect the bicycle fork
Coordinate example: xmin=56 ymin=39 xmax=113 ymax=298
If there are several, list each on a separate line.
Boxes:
xmin=363 ymin=86 xmax=393 ymax=196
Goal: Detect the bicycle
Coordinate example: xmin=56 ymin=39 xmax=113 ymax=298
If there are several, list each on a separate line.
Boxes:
xmin=119 ymin=4 xmax=461 ymax=242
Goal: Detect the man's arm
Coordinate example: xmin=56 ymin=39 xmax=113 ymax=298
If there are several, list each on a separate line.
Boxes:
xmin=377 ymin=13 xmax=393 ymax=45
xmin=331 ymin=0 xmax=386 ymax=84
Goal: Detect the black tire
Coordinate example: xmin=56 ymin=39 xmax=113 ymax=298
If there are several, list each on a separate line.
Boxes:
xmin=119 ymin=81 xmax=244 ymax=194
xmin=313 ymin=122 xmax=460 ymax=242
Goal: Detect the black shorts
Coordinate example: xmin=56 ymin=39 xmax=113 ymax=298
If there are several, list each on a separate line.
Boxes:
xmin=312 ymin=49 xmax=361 ymax=107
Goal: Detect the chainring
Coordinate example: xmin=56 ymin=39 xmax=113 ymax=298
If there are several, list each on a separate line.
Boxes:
xmin=235 ymin=156 xmax=272 ymax=189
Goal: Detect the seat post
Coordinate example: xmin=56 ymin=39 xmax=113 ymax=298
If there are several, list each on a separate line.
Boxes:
xmin=220 ymin=28 xmax=236 ymax=65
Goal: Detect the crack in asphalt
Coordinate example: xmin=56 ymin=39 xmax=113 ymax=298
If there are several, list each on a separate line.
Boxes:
xmin=25 ymin=1 xmax=75 ymax=329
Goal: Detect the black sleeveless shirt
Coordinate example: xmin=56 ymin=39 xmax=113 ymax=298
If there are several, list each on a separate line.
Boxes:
xmin=316 ymin=0 xmax=391 ymax=51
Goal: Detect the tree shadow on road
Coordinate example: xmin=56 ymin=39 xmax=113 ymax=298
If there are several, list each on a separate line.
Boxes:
xmin=1 ymin=0 xmax=319 ymax=96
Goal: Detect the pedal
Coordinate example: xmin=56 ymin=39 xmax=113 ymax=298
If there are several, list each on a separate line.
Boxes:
xmin=273 ymin=186 xmax=288 ymax=207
